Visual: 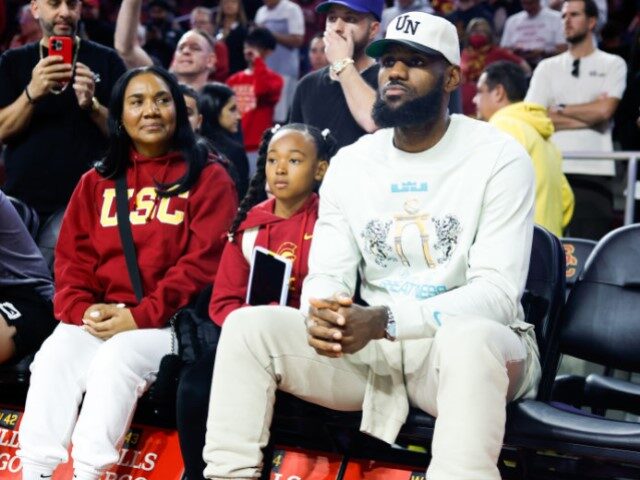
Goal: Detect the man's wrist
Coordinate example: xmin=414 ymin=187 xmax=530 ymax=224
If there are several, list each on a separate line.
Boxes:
xmin=84 ymin=96 xmax=100 ymax=114
xmin=330 ymin=58 xmax=355 ymax=76
xmin=24 ymin=86 xmax=36 ymax=105
xmin=380 ymin=305 xmax=397 ymax=342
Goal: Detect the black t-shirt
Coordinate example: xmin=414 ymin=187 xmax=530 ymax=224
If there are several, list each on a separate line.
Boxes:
xmin=289 ymin=64 xmax=380 ymax=150
xmin=0 ymin=40 xmax=126 ymax=215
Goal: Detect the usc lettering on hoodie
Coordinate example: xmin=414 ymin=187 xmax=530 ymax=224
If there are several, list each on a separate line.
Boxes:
xmin=54 ymin=150 xmax=238 ymax=329
xmin=209 ymin=194 xmax=318 ymax=326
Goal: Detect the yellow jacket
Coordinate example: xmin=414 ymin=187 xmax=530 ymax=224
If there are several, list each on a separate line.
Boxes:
xmin=490 ymin=102 xmax=574 ymax=237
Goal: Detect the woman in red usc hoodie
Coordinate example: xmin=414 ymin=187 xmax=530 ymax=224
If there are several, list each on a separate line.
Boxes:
xmin=175 ymin=123 xmax=337 ymax=480
xmin=17 ymin=66 xmax=237 ymax=480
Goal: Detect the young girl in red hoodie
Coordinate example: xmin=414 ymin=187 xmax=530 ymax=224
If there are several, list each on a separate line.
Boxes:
xmin=210 ymin=123 xmax=339 ymax=325
xmin=176 ymin=123 xmax=337 ymax=480
xmin=17 ymin=66 xmax=237 ymax=480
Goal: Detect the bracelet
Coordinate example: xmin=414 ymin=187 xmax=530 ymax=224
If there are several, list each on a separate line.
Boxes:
xmin=330 ymin=58 xmax=355 ymax=76
xmin=24 ymin=86 xmax=35 ymax=104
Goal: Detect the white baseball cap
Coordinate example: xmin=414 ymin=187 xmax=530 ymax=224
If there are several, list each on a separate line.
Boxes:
xmin=366 ymin=12 xmax=461 ymax=67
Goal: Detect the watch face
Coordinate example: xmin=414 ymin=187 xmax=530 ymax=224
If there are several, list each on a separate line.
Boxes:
xmin=386 ymin=321 xmax=397 ymax=340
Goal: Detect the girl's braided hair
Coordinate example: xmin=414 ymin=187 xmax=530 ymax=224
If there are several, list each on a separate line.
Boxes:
xmin=227 ymin=123 xmax=338 ymax=242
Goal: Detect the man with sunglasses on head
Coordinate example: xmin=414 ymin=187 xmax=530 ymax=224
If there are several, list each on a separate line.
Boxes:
xmin=526 ymin=0 xmax=626 ymax=239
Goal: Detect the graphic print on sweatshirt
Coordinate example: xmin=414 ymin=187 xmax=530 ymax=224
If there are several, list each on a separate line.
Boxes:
xmin=99 ymin=188 xmax=189 ymax=226
xmin=234 ymin=84 xmax=257 ymax=115
xmin=360 ymin=197 xmax=462 ymax=269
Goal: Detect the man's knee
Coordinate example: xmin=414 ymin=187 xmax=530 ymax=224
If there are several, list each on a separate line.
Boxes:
xmin=435 ymin=319 xmax=517 ymax=365
xmin=221 ymin=306 xmax=304 ymax=346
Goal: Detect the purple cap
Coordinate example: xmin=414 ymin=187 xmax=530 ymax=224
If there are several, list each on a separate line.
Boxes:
xmin=316 ymin=0 xmax=384 ymax=21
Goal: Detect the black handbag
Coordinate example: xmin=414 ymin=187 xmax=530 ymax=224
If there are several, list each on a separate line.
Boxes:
xmin=114 ymin=176 xmax=220 ymax=402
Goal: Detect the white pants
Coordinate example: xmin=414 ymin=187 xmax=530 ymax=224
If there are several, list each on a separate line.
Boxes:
xmin=18 ymin=323 xmax=173 ymax=480
xmin=203 ymin=306 xmax=534 ymax=480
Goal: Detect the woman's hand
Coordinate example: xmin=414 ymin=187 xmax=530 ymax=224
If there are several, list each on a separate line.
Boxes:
xmin=82 ymin=304 xmax=138 ymax=340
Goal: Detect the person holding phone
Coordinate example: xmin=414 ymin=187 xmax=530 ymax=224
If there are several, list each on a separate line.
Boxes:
xmin=16 ymin=66 xmax=237 ymax=480
xmin=176 ymin=123 xmax=336 ymax=480
xmin=0 ymin=0 xmax=126 ymax=221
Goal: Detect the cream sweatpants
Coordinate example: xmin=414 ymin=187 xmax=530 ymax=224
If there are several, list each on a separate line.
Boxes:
xmin=18 ymin=322 xmax=173 ymax=480
xmin=203 ymin=306 xmax=537 ymax=480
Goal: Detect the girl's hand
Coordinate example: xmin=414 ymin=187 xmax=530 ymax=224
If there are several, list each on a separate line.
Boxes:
xmin=83 ymin=306 xmax=138 ymax=340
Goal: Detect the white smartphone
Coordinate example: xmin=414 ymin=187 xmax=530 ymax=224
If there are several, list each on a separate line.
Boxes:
xmin=246 ymin=246 xmax=293 ymax=306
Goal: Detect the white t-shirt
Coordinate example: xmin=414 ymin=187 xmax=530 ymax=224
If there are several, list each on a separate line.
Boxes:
xmin=255 ymin=0 xmax=304 ymax=79
xmin=500 ymin=7 xmax=564 ymax=53
xmin=302 ymin=115 xmax=535 ymax=339
xmin=526 ymin=49 xmax=627 ymax=175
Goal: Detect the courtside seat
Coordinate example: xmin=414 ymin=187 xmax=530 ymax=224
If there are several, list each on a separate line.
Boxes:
xmin=561 ymin=237 xmax=597 ymax=291
xmin=270 ymin=226 xmax=566 ymax=469
xmin=550 ymin=237 xmax=597 ymax=406
xmin=506 ymin=224 xmax=640 ymax=475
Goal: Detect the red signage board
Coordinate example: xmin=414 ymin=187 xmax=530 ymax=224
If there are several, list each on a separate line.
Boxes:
xmin=0 ymin=405 xmax=183 ymax=480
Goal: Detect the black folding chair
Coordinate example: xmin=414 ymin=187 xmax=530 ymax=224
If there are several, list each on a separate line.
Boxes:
xmin=506 ymin=224 xmax=640 ymax=479
xmin=561 ymin=237 xmax=597 ymax=293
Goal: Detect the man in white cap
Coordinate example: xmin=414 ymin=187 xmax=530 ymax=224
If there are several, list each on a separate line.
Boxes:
xmin=203 ymin=11 xmax=540 ymax=480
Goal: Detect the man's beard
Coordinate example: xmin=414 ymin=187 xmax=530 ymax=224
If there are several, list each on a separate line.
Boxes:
xmin=566 ymin=30 xmax=588 ymax=44
xmin=372 ymin=74 xmax=446 ymax=128
xmin=41 ymin=19 xmax=77 ymax=38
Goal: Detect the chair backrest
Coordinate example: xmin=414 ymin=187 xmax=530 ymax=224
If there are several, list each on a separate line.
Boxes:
xmin=562 ymin=237 xmax=597 ymax=288
xmin=36 ymin=208 xmax=65 ymax=272
xmin=521 ymin=225 xmax=566 ymax=398
xmin=561 ymin=224 xmax=640 ymax=372
xmin=7 ymin=196 xmax=39 ymax=239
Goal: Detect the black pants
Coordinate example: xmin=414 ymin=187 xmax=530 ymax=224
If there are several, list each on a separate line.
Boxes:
xmin=176 ymin=347 xmax=216 ymax=480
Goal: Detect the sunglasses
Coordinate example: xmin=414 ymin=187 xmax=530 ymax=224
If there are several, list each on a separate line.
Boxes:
xmin=571 ymin=58 xmax=580 ymax=78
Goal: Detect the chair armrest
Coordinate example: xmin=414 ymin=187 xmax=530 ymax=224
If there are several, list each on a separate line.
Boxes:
xmin=551 ymin=374 xmax=586 ymax=407
xmin=585 ymin=374 xmax=640 ymax=416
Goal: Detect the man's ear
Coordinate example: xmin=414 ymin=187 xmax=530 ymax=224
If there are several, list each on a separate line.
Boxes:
xmin=494 ymin=83 xmax=508 ymax=103
xmin=207 ymin=52 xmax=217 ymax=71
xmin=444 ymin=65 xmax=461 ymax=93
xmin=31 ymin=0 xmax=40 ymax=20
xmin=368 ymin=21 xmax=381 ymax=42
